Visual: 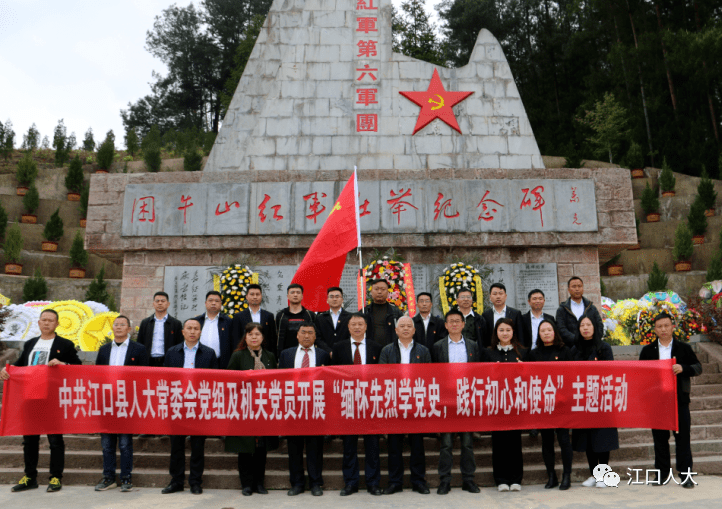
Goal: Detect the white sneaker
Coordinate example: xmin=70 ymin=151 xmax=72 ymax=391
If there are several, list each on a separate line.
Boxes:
xmin=582 ymin=476 xmax=597 ymax=487
xmin=510 ymin=484 xmax=521 ymax=491
xmin=497 ymin=484 xmax=510 ymax=492
xmin=596 ymin=481 xmax=607 ymax=488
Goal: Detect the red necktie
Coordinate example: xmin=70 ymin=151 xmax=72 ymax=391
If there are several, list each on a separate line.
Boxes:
xmin=353 ymin=342 xmax=362 ymax=365
xmin=302 ymin=348 xmax=310 ymax=368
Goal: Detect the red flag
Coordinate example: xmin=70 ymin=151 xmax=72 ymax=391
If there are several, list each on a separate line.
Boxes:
xmin=292 ymin=171 xmax=361 ymax=311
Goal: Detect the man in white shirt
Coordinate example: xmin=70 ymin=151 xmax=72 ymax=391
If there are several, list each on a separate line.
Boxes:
xmin=481 ymin=283 xmax=525 ymax=347
xmin=314 ymin=287 xmax=351 ymax=352
xmin=194 ymin=291 xmax=233 ymax=369
xmin=137 ymin=292 xmax=182 ymax=367
xmin=412 ymin=292 xmax=447 ymax=348
xmin=230 ymin=284 xmax=278 ymax=356
xmin=556 ymin=277 xmax=604 ymax=347
xmin=521 ymin=289 xmax=556 ymax=350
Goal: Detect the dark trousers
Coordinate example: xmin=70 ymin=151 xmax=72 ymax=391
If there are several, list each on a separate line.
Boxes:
xmin=652 ymin=401 xmax=692 ymax=475
xmin=149 ymin=356 xmax=165 ymax=367
xmin=169 ymin=435 xmax=206 ymax=486
xmin=23 ymin=434 xmax=64 ymax=480
xmin=101 ymin=433 xmax=133 ymax=480
xmin=387 ymin=434 xmax=426 ymax=487
xmin=439 ymin=432 xmax=475 ymax=483
xmin=586 ymin=450 xmax=610 ymax=476
xmin=491 ymin=430 xmax=523 ymax=486
xmin=287 ymin=436 xmax=324 ymax=488
xmin=238 ymin=447 xmax=267 ymax=488
xmin=541 ymin=428 xmax=572 ymax=476
xmin=342 ymin=434 xmax=380 ymax=487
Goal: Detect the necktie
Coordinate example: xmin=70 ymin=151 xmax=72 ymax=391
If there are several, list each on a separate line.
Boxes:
xmin=353 ymin=342 xmax=362 ymax=365
xmin=302 ymin=348 xmax=310 ymax=368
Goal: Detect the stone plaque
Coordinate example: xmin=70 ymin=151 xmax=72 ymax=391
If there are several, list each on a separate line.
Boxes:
xmin=512 ymin=263 xmax=560 ymax=314
xmin=163 ymin=266 xmax=217 ymax=321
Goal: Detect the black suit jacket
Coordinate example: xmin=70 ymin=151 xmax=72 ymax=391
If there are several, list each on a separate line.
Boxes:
xmin=136 ymin=314 xmax=183 ymax=356
xmin=96 ymin=340 xmax=149 ymax=366
xmin=432 ymin=336 xmax=487 ymax=363
xmin=331 ymin=338 xmax=382 ymax=365
xmin=163 ymin=342 xmax=219 ymax=369
xmin=482 ymin=306 xmax=525 ymax=348
xmin=231 ymin=308 xmax=277 ymax=357
xmin=639 ymin=339 xmax=702 ymax=405
xmin=520 ymin=311 xmax=556 ymax=349
xmin=193 ymin=312 xmax=233 ymax=369
xmin=379 ymin=341 xmax=432 ymax=364
xmin=15 ymin=335 xmax=82 ymax=366
xmin=315 ymin=308 xmax=352 ymax=350
xmin=278 ymin=346 xmax=331 ymax=369
xmin=413 ymin=313 xmax=448 ymax=349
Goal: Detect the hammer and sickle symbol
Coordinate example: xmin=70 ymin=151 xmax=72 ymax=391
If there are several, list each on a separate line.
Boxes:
xmin=428 ymin=94 xmax=444 ymax=110
xmin=328 ymin=201 xmax=342 ymax=216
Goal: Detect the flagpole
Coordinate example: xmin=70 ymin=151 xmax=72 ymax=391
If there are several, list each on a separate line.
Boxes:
xmin=354 ymin=166 xmax=364 ymax=314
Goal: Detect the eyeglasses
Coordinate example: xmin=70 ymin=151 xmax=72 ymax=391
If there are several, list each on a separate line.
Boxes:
xmin=457 ymin=296 xmax=472 ymax=300
xmin=446 ymin=320 xmax=464 ymax=325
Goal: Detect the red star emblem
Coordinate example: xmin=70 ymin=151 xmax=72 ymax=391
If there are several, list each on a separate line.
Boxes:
xmin=399 ymin=69 xmax=473 ymax=134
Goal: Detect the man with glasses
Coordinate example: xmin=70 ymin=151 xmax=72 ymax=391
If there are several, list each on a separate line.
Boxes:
xmin=455 ymin=288 xmax=488 ymax=347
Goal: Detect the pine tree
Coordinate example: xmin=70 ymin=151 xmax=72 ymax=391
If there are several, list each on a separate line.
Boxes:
xmin=3 ymin=224 xmax=23 ymax=263
xmin=43 ymin=208 xmax=64 ymax=242
xmin=65 ymin=155 xmax=85 ymax=193
xmin=85 ymin=265 xmax=110 ymax=303
xmin=687 ymin=196 xmax=708 ymax=236
xmin=83 ymin=128 xmax=96 ymax=152
xmin=0 ymin=119 xmax=15 ymax=161
xmin=79 ymin=184 xmax=90 ymax=219
xmin=107 ymin=293 xmax=118 ymax=312
xmin=673 ymin=223 xmax=693 ymax=262
xmin=125 ymin=127 xmax=139 ymax=157
xmin=625 ymin=141 xmax=645 ymax=169
xmin=0 ymin=202 xmax=7 ymax=244
xmin=96 ymin=130 xmax=115 ymax=170
xmin=658 ymin=157 xmax=676 ymax=192
xmin=23 ymin=269 xmax=48 ymax=302
xmin=640 ymin=182 xmax=660 ymax=215
xmin=577 ymin=92 xmax=629 ymax=164
xmin=697 ymin=166 xmax=718 ymax=211
xmin=142 ymin=125 xmax=162 ymax=172
xmin=392 ymin=0 xmax=445 ymax=66
xmin=706 ymin=253 xmax=722 ymax=282
xmin=22 ymin=123 xmax=40 ymax=151
xmin=52 ymin=119 xmax=71 ymax=167
xmin=69 ymin=230 xmax=88 ymax=268
xmin=16 ymin=151 xmax=38 ymax=186
xmin=647 ymin=261 xmax=669 ymax=292
xmin=183 ymin=145 xmax=203 ymax=171
xmin=22 ymin=185 xmax=40 ymax=215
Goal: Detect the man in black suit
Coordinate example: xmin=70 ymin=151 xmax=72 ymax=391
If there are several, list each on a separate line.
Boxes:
xmin=193 ymin=290 xmax=233 ymax=369
xmin=555 ymin=277 xmax=604 ymax=347
xmin=136 ymin=291 xmax=182 ymax=367
xmin=230 ymin=283 xmax=277 ymax=356
xmin=379 ymin=316 xmax=432 ymax=495
xmin=331 ymin=313 xmax=382 ymax=496
xmin=276 ymin=284 xmax=318 ymax=353
xmin=278 ymin=322 xmax=330 ymax=496
xmin=315 ymin=287 xmax=352 ymax=352
xmin=94 ymin=315 xmax=149 ymax=493
xmin=433 ymin=309 xmax=484 ymax=494
xmin=2 ymin=309 xmax=82 ymax=494
xmin=413 ymin=292 xmax=447 ymax=349
xmin=481 ymin=283 xmax=525 ymax=348
xmin=455 ymin=287 xmax=487 ymax=347
xmin=639 ymin=312 xmax=702 ymax=489
xmin=161 ymin=318 xmax=219 ymax=495
xmin=521 ymin=289 xmax=556 ymax=350
xmin=364 ymin=279 xmax=403 ymax=347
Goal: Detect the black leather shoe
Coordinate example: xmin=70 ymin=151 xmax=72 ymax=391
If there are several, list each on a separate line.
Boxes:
xmin=287 ymin=485 xmax=304 ymax=496
xmin=412 ymin=483 xmax=430 ymax=494
xmin=462 ymin=481 xmax=480 ymax=493
xmin=311 ymin=485 xmax=323 ymax=496
xmin=384 ymin=484 xmax=403 ymax=495
xmin=682 ymin=479 xmax=695 ymax=489
xmin=437 ymin=482 xmax=450 ymax=495
xmin=161 ymin=482 xmax=184 ymax=494
xmin=190 ymin=484 xmax=202 ymax=495
xmin=367 ymin=485 xmax=383 ymax=496
xmin=255 ymin=484 xmax=268 ymax=494
xmin=529 ymin=429 xmax=539 ymax=438
xmin=545 ymin=472 xmax=559 ymax=489
xmin=559 ymin=473 xmax=571 ymax=491
xmin=242 ymin=487 xmax=253 ymax=496
xmin=340 ymin=484 xmax=358 ymax=496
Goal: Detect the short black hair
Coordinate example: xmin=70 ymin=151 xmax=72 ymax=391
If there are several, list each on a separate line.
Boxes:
xmin=183 ymin=318 xmax=202 ymax=327
xmin=205 ymin=290 xmax=222 ymax=300
xmin=653 ymin=312 xmax=675 ymax=324
xmin=40 ymin=309 xmax=59 ymax=320
xmin=490 ymin=282 xmax=506 ymax=293
xmin=153 ymin=291 xmax=169 ymax=300
xmin=457 ymin=287 xmax=473 ymax=297
xmin=348 ymin=312 xmax=367 ymax=322
xmin=114 ymin=315 xmax=131 ymax=327
xmin=370 ymin=279 xmax=390 ymax=288
xmin=327 ymin=286 xmax=343 ymax=296
xmin=417 ymin=292 xmax=432 ymax=302
xmin=528 ymin=289 xmax=545 ymax=300
xmin=287 ymin=283 xmax=304 ymax=293
xmin=297 ymin=322 xmax=316 ymax=335
xmin=247 ymin=284 xmax=262 ymax=293
xmin=444 ymin=309 xmax=465 ymax=322
xmin=568 ymin=276 xmax=583 ymax=286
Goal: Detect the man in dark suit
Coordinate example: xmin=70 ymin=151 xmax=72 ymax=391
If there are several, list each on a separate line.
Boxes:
xmin=364 ymin=279 xmax=403 ymax=347
xmin=315 ymin=287 xmax=352 ymax=352
xmin=455 ymin=287 xmax=487 ymax=347
xmin=136 ymin=291 xmax=182 ymax=367
xmin=331 ymin=313 xmax=383 ymax=496
xmin=2 ymin=309 xmax=82 ymax=493
xmin=413 ymin=292 xmax=447 ymax=349
xmin=193 ymin=290 xmax=233 ymax=369
xmin=230 ymin=283 xmax=277 ymax=356
xmin=639 ymin=312 xmax=702 ymax=489
xmin=433 ymin=309 xmax=484 ymax=494
xmin=521 ymin=289 xmax=556 ymax=350
xmin=276 ymin=284 xmax=317 ymax=353
xmin=481 ymin=283 xmax=525 ymax=348
xmin=555 ymin=277 xmax=604 ymax=347
xmin=94 ymin=315 xmax=149 ymax=493
xmin=161 ymin=318 xmax=219 ymax=495
xmin=379 ymin=316 xmax=432 ymax=495
xmin=278 ymin=322 xmax=330 ymax=496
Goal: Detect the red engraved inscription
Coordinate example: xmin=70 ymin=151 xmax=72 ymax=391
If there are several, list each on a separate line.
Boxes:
xmin=477 ymin=190 xmax=504 ymax=222
xmin=433 ymin=193 xmax=460 ymax=221
xmin=258 ymin=194 xmax=284 ymax=223
xmin=131 ymin=196 xmax=156 ymax=223
xmin=357 ymin=40 xmax=378 ymax=57
xmin=215 ymin=201 xmax=240 ymax=216
xmin=570 ymin=187 xmax=580 ymax=203
xmin=572 ymin=213 xmax=581 ymax=225
xmin=356 ymin=64 xmax=378 ymax=82
xmin=359 ymin=199 xmax=371 ymax=217
xmin=178 ymin=195 xmax=194 ymax=224
xmin=520 ymin=186 xmax=546 ymax=227
xmin=357 ymin=114 xmax=378 ymax=132
xmin=303 ymin=192 xmax=328 ymax=223
xmin=356 ymin=0 xmax=377 ymax=9
xmin=387 ymin=188 xmax=418 ymax=225
xmin=357 ymin=17 xmax=378 ymax=33
xmin=357 ymin=88 xmax=378 ymax=106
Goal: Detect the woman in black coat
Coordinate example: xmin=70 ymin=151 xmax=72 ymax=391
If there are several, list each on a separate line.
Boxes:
xmin=527 ymin=319 xmax=573 ymax=490
xmin=488 ymin=318 xmax=527 ymax=492
xmin=570 ymin=315 xmax=619 ymax=488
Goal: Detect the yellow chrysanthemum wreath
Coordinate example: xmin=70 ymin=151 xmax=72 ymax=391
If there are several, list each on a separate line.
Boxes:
xmin=0 ymin=292 xmax=10 ymax=307
xmin=219 ymin=264 xmax=258 ymax=317
xmin=77 ymin=312 xmax=119 ymax=351
xmin=42 ymin=300 xmax=94 ymax=344
xmin=439 ymin=263 xmax=484 ymax=315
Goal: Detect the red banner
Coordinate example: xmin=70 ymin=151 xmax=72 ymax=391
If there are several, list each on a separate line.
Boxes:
xmin=0 ymin=360 xmax=677 ymax=436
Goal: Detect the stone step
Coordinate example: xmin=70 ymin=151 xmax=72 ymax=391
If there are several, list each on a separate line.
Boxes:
xmin=691 ymin=384 xmax=722 ymax=396
xmin=701 ymin=362 xmax=719 ymax=374
xmin=690 ymin=395 xmax=722 ymax=411
xmin=692 ymin=373 xmax=722 ymax=385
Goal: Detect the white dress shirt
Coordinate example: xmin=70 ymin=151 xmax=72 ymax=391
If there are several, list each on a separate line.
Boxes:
xmin=109 ymin=337 xmax=130 ymax=366
xmin=200 ymin=313 xmax=221 ymax=357
xmin=570 ymin=299 xmax=585 ymax=319
xmin=659 ymin=341 xmax=673 ymax=360
xmin=151 ymin=314 xmax=168 ymax=358
xmin=421 ymin=313 xmax=431 ymax=333
xmin=530 ymin=312 xmax=544 ymax=349
xmin=250 ymin=308 xmax=261 ymax=323
xmin=183 ymin=343 xmax=199 ymax=369
xmin=294 ymin=345 xmax=317 ymax=368
xmin=398 ymin=340 xmax=414 ymax=364
xmin=351 ymin=336 xmax=367 ymax=364
xmin=493 ymin=306 xmax=507 ymax=326
xmin=331 ymin=308 xmax=343 ymax=329
xmin=448 ymin=336 xmax=467 ymax=363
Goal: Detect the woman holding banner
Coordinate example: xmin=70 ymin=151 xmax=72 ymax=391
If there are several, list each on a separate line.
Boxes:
xmin=487 ymin=318 xmax=527 ymax=492
xmin=571 ymin=315 xmax=619 ymax=488
xmin=526 ymin=319 xmax=573 ymax=490
xmin=225 ymin=323 xmax=279 ymax=496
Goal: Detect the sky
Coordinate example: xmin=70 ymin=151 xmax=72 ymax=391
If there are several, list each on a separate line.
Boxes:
xmin=0 ymin=0 xmax=440 ymax=149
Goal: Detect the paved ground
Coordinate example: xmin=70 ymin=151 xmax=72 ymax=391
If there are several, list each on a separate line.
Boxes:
xmin=0 ymin=476 xmax=720 ymax=509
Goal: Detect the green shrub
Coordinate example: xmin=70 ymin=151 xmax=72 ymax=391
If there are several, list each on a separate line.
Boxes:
xmin=23 ymin=268 xmax=48 ymax=302
xmin=658 ymin=157 xmax=676 ymax=193
xmin=22 ymin=123 xmax=40 ymax=151
xmin=673 ymin=223 xmax=693 ymax=262
xmin=688 ymin=196 xmax=708 ymax=236
xmin=69 ymin=230 xmax=88 ymax=268
xmin=647 ymin=261 xmax=669 ymax=292
xmin=203 ymin=131 xmax=217 ymax=156
xmin=22 ymin=184 xmax=40 ymax=214
xmin=125 ymin=128 xmax=139 ymax=157
xmin=625 ymin=141 xmax=644 ymax=169
xmin=83 ymin=127 xmax=95 ymax=152
xmin=600 ymin=277 xmax=606 ymax=297
xmin=52 ymin=119 xmax=71 ymax=167
xmin=640 ymin=182 xmax=659 ymax=215
xmin=107 ymin=293 xmax=117 ymax=312
xmin=16 ymin=151 xmax=38 ymax=186
xmin=635 ymin=215 xmax=641 ymax=240
xmin=707 ymin=253 xmax=722 ymax=282
xmin=184 ymin=146 xmax=203 ymax=172
xmin=65 ymin=155 xmax=85 ymax=193
xmin=85 ymin=265 xmax=109 ymax=303
xmin=96 ymin=131 xmax=115 ymax=170
xmin=563 ymin=145 xmax=584 ymax=168
xmin=43 ymin=208 xmax=64 ymax=242
xmin=698 ymin=166 xmax=718 ymax=211
xmin=3 ymin=223 xmax=23 ymax=263
xmin=1 ymin=119 xmax=15 ymax=161
xmin=142 ymin=125 xmax=162 ymax=172
xmin=0 ymin=202 xmax=7 ymax=244
xmin=79 ymin=184 xmax=89 ymax=219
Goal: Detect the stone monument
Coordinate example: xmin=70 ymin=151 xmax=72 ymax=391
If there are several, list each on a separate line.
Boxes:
xmin=86 ymin=0 xmax=636 ymax=326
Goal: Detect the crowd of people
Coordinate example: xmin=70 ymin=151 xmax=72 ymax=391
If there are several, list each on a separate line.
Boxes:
xmin=0 ymin=276 xmax=702 ymax=496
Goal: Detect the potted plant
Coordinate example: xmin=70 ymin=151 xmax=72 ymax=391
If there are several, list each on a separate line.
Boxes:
xmin=629 ymin=215 xmax=641 ymax=250
xmin=659 ymin=157 xmax=676 ymax=197
xmin=3 ymin=223 xmax=23 ymax=275
xmin=15 ymin=151 xmax=37 ymax=195
xmin=673 ymin=223 xmax=693 ymax=272
xmin=606 ymin=254 xmax=624 ymax=276
xmin=688 ymin=196 xmax=708 ymax=244
xmin=65 ymin=155 xmax=84 ymax=201
xmin=42 ymin=208 xmax=64 ymax=252
xmin=698 ymin=166 xmax=717 ymax=217
xmin=21 ymin=184 xmax=40 ymax=224
xmin=640 ymin=182 xmax=660 ymax=222
xmin=626 ymin=141 xmax=645 ymax=178
xmin=79 ymin=184 xmax=89 ymax=227
xmin=69 ymin=230 xmax=88 ymax=278
xmin=0 ymin=202 xmax=7 ymax=246
xmin=647 ymin=261 xmax=668 ymax=292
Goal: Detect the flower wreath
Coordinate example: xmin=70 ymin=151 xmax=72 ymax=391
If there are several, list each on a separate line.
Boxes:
xmin=0 ymin=304 xmax=40 ymax=341
xmin=438 ymin=262 xmax=483 ymax=315
xmin=637 ymin=300 xmax=705 ymax=344
xmin=362 ymin=257 xmax=408 ymax=312
xmin=609 ymin=299 xmax=649 ymax=345
xmin=218 ymin=264 xmax=258 ymax=318
xmin=42 ymin=300 xmax=94 ymax=344
xmin=77 ymin=312 xmax=119 ymax=351
xmin=0 ymin=292 xmax=10 ymax=307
